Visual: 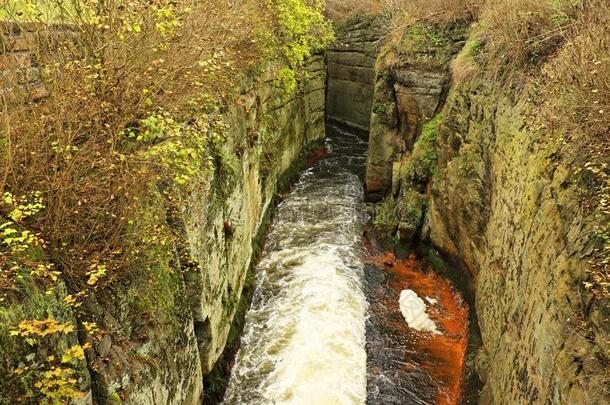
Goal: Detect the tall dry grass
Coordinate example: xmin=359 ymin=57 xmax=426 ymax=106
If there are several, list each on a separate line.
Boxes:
xmin=384 ymin=0 xmax=480 ymax=27
xmin=326 ymin=0 xmax=480 ymax=24
xmin=325 ymin=0 xmax=384 ymax=21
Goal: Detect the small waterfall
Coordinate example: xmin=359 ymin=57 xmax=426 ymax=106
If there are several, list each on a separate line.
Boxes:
xmin=223 ymin=124 xmax=369 ymax=404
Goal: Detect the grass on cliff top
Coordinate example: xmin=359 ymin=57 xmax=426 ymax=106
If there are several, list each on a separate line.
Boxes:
xmin=325 ymin=0 xmax=383 ymax=21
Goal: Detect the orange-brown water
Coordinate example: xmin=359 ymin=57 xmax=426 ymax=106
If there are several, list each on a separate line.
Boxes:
xmin=364 ymin=246 xmax=469 ymax=405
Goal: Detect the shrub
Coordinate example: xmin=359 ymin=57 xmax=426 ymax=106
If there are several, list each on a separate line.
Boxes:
xmin=272 ymin=0 xmax=333 ymax=67
xmin=0 ymin=0 xmax=333 ymax=401
xmin=0 ymin=0 xmax=332 ymax=291
xmin=395 ymin=190 xmax=425 ymax=227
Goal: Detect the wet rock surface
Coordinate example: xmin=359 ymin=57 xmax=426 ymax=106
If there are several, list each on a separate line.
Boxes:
xmin=327 ymin=18 xmax=386 ymax=130
xmin=364 ymin=248 xmax=469 ymax=405
xmin=365 ymin=262 xmax=438 ymax=405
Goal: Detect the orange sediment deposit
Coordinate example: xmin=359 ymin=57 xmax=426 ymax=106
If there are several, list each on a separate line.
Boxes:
xmin=306 ymin=146 xmax=328 ymax=166
xmin=364 ymin=249 xmax=469 ymax=405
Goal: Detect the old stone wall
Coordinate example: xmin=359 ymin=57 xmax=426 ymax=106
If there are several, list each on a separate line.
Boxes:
xmin=0 ymin=21 xmax=50 ymax=106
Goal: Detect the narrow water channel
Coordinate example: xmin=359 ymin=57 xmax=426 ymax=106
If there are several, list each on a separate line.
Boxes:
xmin=223 ymin=123 xmax=469 ymax=404
xmin=223 ymin=123 xmax=370 ymax=404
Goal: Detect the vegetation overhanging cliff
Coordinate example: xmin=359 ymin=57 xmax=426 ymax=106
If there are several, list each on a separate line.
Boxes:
xmin=0 ymin=0 xmax=331 ymax=402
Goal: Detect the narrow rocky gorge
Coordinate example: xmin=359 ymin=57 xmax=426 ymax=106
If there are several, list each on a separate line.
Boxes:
xmin=1 ymin=3 xmax=608 ymax=404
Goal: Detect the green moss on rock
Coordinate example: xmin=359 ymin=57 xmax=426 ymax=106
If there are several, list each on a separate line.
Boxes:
xmin=399 ymin=22 xmax=468 ymax=69
xmin=407 ymin=114 xmax=442 ymax=185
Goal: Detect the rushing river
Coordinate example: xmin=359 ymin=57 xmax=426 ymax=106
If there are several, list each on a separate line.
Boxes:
xmin=223 ymin=124 xmax=370 ymax=404
xmin=223 ymin=123 xmax=471 ymax=405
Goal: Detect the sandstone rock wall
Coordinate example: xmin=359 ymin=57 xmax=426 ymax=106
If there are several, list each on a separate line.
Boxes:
xmin=429 ymin=81 xmax=609 ymax=404
xmin=83 ymin=56 xmax=326 ymax=403
xmin=365 ymin=66 xmax=450 ymax=201
xmin=326 ymin=18 xmax=384 ymax=130
xmin=181 ymin=56 xmax=326 ymax=376
xmin=364 ymin=19 xmax=609 ymax=404
xmin=364 ymin=22 xmax=465 ymax=203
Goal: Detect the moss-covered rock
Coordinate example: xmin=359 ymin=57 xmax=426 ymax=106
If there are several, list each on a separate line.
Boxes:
xmin=366 ymin=11 xmax=609 ymax=402
xmin=429 ymin=75 xmax=609 ymax=404
xmin=365 ymin=21 xmax=466 ymax=201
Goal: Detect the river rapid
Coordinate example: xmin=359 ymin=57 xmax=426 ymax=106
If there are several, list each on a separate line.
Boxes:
xmin=223 ymin=123 xmax=470 ymax=405
xmin=223 ymin=124 xmax=369 ymax=405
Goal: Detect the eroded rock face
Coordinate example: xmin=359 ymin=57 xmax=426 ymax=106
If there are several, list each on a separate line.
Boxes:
xmin=179 ymin=56 xmax=326 ymax=376
xmin=327 ymin=18 xmax=384 ymax=131
xmin=394 ymin=70 xmax=448 ymax=149
xmin=366 ymin=77 xmax=402 ymax=201
xmin=430 ymin=82 xmax=609 ymax=403
xmin=362 ymin=17 xmax=609 ymax=403
xmin=364 ymin=22 xmax=464 ymax=203
xmin=366 ymin=68 xmax=449 ymax=201
xmin=81 ymin=263 xmax=204 ymax=404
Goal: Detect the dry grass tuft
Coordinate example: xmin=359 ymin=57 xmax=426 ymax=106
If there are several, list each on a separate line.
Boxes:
xmin=539 ymin=0 xmax=610 ymax=142
xmin=325 ymin=0 xmax=383 ymax=21
xmin=450 ymin=26 xmax=484 ymax=82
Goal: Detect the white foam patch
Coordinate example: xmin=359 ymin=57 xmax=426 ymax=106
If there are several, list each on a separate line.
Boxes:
xmin=399 ymin=289 xmax=440 ymax=334
xmin=223 ymin=171 xmax=368 ymax=405
xmin=262 ymin=251 xmax=367 ymax=405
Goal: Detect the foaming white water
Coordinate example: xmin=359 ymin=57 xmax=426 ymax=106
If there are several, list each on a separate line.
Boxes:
xmin=223 ymin=128 xmax=368 ymax=405
xmin=399 ymin=289 xmax=439 ymax=334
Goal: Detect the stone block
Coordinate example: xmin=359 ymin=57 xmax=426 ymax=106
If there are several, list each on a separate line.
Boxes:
xmin=4 ymin=34 xmax=37 ymax=52
xmin=327 ymin=78 xmax=374 ymax=130
xmin=28 ymin=83 xmax=49 ymax=100
xmin=0 ymin=53 xmax=32 ymax=70
xmin=327 ymin=62 xmax=375 ymax=84
xmin=327 ymin=50 xmax=375 ymax=68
